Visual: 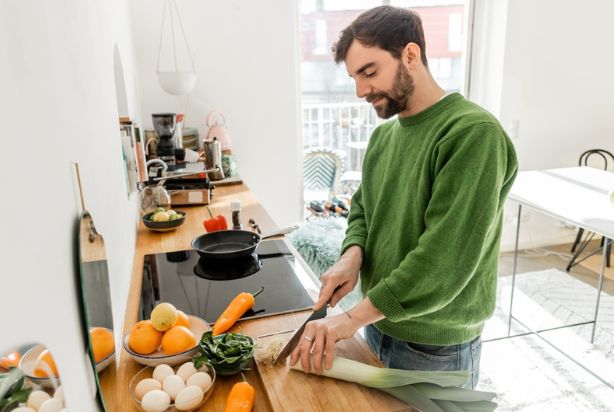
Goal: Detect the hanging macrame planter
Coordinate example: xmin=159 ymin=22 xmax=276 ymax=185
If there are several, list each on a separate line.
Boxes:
xmin=157 ymin=0 xmax=197 ymax=96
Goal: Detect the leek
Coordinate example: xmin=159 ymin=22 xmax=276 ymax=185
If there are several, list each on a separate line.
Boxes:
xmin=291 ymin=356 xmax=468 ymax=388
xmin=291 ymin=356 xmax=497 ymax=412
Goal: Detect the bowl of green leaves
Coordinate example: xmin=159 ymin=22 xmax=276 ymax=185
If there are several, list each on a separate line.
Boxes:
xmin=192 ymin=331 xmax=254 ymax=376
xmin=0 ymin=367 xmax=32 ymax=410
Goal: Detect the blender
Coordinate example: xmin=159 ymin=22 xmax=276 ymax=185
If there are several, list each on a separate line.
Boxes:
xmin=152 ymin=113 xmax=176 ymax=167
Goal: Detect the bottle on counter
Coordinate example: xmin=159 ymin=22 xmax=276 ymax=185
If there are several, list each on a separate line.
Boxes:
xmin=231 ymin=200 xmax=242 ymax=230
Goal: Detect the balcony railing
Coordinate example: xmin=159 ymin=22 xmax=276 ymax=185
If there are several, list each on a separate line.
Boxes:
xmin=302 ymin=102 xmax=383 ymax=174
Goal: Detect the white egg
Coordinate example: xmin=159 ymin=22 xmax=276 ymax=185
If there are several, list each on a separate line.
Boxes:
xmin=176 ymin=362 xmax=197 ymax=382
xmin=53 ymin=385 xmax=64 ymax=404
xmin=152 ymin=364 xmax=174 ymax=383
xmin=10 ymin=407 xmax=36 ymax=412
xmin=135 ymin=378 xmax=162 ymax=400
xmin=162 ymin=374 xmax=185 ymax=401
xmin=27 ymin=390 xmax=51 ymax=410
xmin=186 ymin=372 xmax=212 ymax=392
xmin=141 ymin=389 xmax=171 ymax=412
xmin=174 ymin=386 xmax=204 ymax=411
xmin=39 ymin=398 xmax=64 ymax=412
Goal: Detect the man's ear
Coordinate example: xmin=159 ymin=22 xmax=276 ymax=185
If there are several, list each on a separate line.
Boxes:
xmin=402 ymin=42 xmax=421 ymax=70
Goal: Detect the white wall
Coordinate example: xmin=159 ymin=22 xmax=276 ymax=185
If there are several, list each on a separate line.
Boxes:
xmin=129 ymin=0 xmax=303 ymax=228
xmin=470 ymin=0 xmax=614 ymax=251
xmin=1 ymin=0 xmax=141 ymax=409
xmin=2 ymin=1 xmax=612 ymax=407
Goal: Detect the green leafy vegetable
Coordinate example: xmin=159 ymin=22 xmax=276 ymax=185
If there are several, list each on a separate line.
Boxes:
xmin=0 ymin=368 xmax=32 ymax=412
xmin=193 ymin=331 xmax=255 ymax=374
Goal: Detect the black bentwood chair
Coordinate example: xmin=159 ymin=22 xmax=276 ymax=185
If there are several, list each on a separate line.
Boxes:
xmin=566 ymin=149 xmax=614 ymax=271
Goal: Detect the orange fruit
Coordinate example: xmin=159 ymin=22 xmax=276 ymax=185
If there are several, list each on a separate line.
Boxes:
xmin=174 ymin=310 xmax=190 ymax=328
xmin=129 ymin=320 xmax=163 ymax=355
xmin=161 ymin=326 xmax=196 ymax=355
xmin=0 ymin=351 xmax=21 ymax=370
xmin=90 ymin=327 xmax=115 ymax=363
xmin=34 ymin=349 xmax=59 ymax=378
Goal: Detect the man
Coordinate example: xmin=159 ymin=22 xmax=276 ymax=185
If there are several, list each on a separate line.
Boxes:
xmin=290 ymin=6 xmax=518 ymax=389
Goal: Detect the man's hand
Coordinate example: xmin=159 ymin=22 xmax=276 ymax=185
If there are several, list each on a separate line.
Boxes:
xmin=313 ymin=246 xmax=363 ymax=311
xmin=290 ymin=312 xmax=357 ymax=373
xmin=289 ymin=298 xmax=385 ymax=373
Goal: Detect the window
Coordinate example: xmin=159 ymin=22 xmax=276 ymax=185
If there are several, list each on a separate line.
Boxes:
xmin=300 ymin=0 xmax=469 ymax=201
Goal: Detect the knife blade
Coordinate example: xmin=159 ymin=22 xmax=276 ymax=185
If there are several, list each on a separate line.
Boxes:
xmin=273 ymin=305 xmax=328 ymax=365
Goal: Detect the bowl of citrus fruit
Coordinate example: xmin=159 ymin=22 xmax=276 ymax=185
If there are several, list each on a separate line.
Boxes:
xmin=19 ymin=344 xmax=61 ymax=388
xmin=124 ymin=302 xmax=210 ymax=367
xmin=18 ymin=327 xmax=115 ymax=388
xmin=143 ymin=208 xmax=186 ymax=232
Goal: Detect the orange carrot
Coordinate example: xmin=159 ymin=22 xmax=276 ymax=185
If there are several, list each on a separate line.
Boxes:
xmin=223 ymin=379 xmax=255 ymax=412
xmin=213 ymin=287 xmax=264 ymax=336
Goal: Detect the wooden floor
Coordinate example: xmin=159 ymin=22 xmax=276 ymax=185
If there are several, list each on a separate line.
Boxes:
xmin=498 ymin=240 xmax=614 ymax=295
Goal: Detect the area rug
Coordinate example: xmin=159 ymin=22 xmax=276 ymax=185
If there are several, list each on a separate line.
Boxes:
xmin=478 ymin=269 xmax=614 ymax=411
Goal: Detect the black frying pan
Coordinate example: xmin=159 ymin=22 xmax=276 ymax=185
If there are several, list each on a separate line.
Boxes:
xmin=192 ymin=230 xmax=261 ymax=259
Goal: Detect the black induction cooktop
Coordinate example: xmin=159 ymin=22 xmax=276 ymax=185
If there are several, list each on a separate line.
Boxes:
xmin=139 ymin=240 xmax=314 ymax=325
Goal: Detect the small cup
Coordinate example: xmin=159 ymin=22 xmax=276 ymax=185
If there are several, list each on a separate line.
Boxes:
xmin=184 ymin=149 xmax=200 ymax=163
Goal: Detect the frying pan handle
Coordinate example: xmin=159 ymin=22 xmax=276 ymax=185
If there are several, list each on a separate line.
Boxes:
xmin=261 ymin=225 xmax=299 ymax=240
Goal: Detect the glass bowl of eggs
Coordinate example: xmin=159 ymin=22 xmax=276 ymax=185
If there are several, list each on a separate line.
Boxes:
xmin=129 ymin=358 xmax=215 ymax=412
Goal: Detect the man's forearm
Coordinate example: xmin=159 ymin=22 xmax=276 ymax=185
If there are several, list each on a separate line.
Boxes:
xmin=346 ymin=297 xmax=385 ymax=329
xmin=342 ymin=244 xmax=363 ymax=261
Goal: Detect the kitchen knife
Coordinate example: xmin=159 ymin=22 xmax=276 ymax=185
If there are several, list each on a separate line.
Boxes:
xmin=273 ymin=305 xmax=328 ymax=365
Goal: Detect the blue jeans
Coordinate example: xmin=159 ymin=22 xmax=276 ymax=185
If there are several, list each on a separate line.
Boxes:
xmin=365 ymin=325 xmax=482 ymax=389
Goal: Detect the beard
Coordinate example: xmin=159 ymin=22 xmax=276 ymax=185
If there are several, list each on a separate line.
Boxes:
xmin=366 ymin=63 xmax=415 ymax=119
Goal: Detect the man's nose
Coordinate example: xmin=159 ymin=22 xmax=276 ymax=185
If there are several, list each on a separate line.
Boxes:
xmin=355 ymin=79 xmax=370 ymax=99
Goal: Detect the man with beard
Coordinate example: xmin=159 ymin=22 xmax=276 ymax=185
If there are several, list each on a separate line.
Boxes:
xmin=290 ymin=6 xmax=518 ymax=389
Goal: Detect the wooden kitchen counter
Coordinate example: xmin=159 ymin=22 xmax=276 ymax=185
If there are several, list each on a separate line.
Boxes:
xmin=99 ymin=182 xmax=411 ymax=412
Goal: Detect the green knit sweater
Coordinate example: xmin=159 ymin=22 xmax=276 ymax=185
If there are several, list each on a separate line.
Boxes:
xmin=341 ymin=93 xmax=518 ymax=345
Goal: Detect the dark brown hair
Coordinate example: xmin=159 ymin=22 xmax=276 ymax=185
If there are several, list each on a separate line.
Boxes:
xmin=332 ymin=6 xmax=428 ymax=67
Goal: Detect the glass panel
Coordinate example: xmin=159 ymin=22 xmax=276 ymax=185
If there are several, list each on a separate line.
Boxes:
xmin=390 ymin=0 xmax=466 ymax=91
xmin=300 ymin=0 xmax=383 ymax=205
xmin=300 ymin=1 xmax=468 ymax=205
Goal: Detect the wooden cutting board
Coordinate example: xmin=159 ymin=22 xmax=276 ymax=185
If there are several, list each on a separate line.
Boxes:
xmin=241 ymin=312 xmax=415 ymax=412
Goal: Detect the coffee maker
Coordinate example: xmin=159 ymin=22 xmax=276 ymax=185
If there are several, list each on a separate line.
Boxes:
xmin=152 ymin=113 xmax=176 ymax=166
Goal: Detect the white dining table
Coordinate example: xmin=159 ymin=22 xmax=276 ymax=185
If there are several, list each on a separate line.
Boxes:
xmin=504 ymin=166 xmax=614 ymax=388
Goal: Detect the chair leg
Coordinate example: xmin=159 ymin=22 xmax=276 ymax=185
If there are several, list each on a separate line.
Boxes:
xmin=571 ymin=228 xmax=584 ymax=253
xmin=606 ymin=237 xmax=612 ymax=267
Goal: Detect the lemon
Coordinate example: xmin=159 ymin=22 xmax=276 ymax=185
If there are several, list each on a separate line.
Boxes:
xmin=152 ymin=212 xmax=170 ymax=222
xmin=151 ymin=303 xmax=179 ymax=332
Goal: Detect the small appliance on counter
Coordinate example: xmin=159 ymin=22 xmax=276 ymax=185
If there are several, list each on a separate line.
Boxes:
xmin=203 ymin=138 xmax=225 ymax=181
xmin=152 ymin=113 xmax=177 ymax=166
xmin=144 ymin=161 xmax=215 ymax=207
xmin=165 ymin=174 xmax=213 ymax=206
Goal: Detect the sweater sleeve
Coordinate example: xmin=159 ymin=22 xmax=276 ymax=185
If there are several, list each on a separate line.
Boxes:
xmin=340 ymin=184 xmax=368 ymax=255
xmin=367 ymin=122 xmax=515 ymax=322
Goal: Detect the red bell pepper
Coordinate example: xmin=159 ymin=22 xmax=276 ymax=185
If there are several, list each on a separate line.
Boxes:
xmin=203 ymin=207 xmax=228 ymax=232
